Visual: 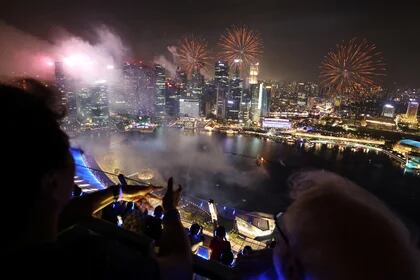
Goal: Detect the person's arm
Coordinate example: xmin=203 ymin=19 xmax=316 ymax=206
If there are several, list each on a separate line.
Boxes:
xmin=157 ymin=178 xmax=192 ymax=280
xmin=60 ymin=184 xmax=154 ymax=229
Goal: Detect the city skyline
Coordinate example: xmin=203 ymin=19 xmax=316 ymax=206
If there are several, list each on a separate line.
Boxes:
xmin=0 ymin=0 xmax=419 ymax=86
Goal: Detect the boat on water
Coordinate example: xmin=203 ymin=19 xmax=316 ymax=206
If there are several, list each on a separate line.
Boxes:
xmin=125 ymin=125 xmax=156 ymax=133
xmin=225 ymin=129 xmax=238 ymax=135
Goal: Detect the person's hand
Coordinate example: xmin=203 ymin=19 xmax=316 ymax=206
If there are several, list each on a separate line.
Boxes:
xmin=121 ymin=184 xmax=155 ymax=201
xmin=162 ymin=177 xmax=182 ymax=211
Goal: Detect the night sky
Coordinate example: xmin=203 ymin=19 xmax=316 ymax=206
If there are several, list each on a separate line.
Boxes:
xmin=1 ymin=0 xmax=419 ymax=86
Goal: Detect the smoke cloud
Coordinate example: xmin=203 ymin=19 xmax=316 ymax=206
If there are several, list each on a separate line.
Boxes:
xmin=72 ymin=131 xmax=271 ymax=208
xmin=152 ymin=45 xmax=179 ymax=78
xmin=0 ymin=22 xmax=127 ymax=84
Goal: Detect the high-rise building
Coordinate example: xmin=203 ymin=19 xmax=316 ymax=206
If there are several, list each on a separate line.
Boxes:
xmin=214 ymin=61 xmax=229 ymax=119
xmin=249 ymin=63 xmax=259 ymax=85
xmin=121 ymin=62 xmax=155 ymax=117
xmin=154 ymin=64 xmax=166 ymax=121
xmin=226 ymin=74 xmax=243 ymax=121
xmin=406 ymin=101 xmax=419 ymax=121
xmin=55 ymin=61 xmax=78 ymax=132
xmin=179 ymin=98 xmax=200 ymax=118
xmin=382 ymin=104 xmax=396 ymax=118
xmin=191 ymin=71 xmax=204 ymax=97
xmin=77 ymin=81 xmax=109 ymax=129
xmin=90 ymin=81 xmax=110 ymax=128
xmin=251 ymin=82 xmax=268 ymax=123
xmin=175 ymin=67 xmax=188 ymax=98
xmin=165 ymin=80 xmax=180 ymax=117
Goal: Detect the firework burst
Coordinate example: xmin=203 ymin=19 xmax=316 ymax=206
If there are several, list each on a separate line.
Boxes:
xmin=320 ymin=38 xmax=386 ymax=95
xmin=218 ymin=25 xmax=263 ymax=70
xmin=177 ymin=35 xmax=211 ymax=76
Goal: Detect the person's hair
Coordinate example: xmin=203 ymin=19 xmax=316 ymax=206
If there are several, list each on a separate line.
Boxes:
xmin=0 ymin=80 xmax=70 ymax=236
xmin=279 ymin=170 xmax=420 ymax=280
xmin=215 ymin=226 xmax=226 ymax=238
xmin=190 ymin=223 xmax=201 ymax=235
xmin=154 ymin=205 xmax=163 ymax=217
xmin=242 ymin=245 xmax=252 ymax=255
xmin=220 ymin=250 xmax=234 ymax=266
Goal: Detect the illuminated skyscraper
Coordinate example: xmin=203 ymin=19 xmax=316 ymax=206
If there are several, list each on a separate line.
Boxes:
xmin=214 ymin=61 xmax=229 ymax=119
xmin=154 ymin=64 xmax=166 ymax=121
xmin=77 ymin=81 xmax=109 ymax=128
xmin=90 ymin=81 xmax=110 ymax=128
xmin=406 ymin=101 xmax=419 ymax=122
xmin=382 ymin=104 xmax=395 ymax=118
xmin=226 ymin=73 xmax=243 ymax=121
xmin=249 ymin=62 xmax=259 ymax=85
xmin=175 ymin=67 xmax=188 ymax=97
xmin=122 ymin=62 xmax=155 ymax=117
xmin=55 ymin=61 xmax=77 ymax=132
xmin=165 ymin=80 xmax=180 ymax=117
xmin=251 ymin=82 xmax=268 ymax=122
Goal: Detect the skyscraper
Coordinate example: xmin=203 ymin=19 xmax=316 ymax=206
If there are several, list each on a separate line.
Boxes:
xmin=248 ymin=62 xmax=259 ymax=85
xmin=226 ymin=74 xmax=242 ymax=121
xmin=154 ymin=64 xmax=166 ymax=121
xmin=175 ymin=67 xmax=188 ymax=98
xmin=55 ymin=61 xmax=77 ymax=132
xmin=214 ymin=61 xmax=229 ymax=119
xmin=122 ymin=62 xmax=155 ymax=117
xmin=90 ymin=81 xmax=110 ymax=128
xmin=406 ymin=101 xmax=419 ymax=122
xmin=77 ymin=81 xmax=109 ymax=129
xmin=165 ymin=80 xmax=180 ymax=117
xmin=251 ymin=82 xmax=268 ymax=123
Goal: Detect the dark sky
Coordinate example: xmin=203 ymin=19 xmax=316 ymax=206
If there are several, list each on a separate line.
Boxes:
xmin=1 ymin=0 xmax=419 ymax=86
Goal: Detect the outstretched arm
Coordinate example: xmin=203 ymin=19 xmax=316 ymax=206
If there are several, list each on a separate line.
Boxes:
xmin=157 ymin=178 xmax=192 ymax=280
xmin=60 ymin=184 xmax=153 ymax=229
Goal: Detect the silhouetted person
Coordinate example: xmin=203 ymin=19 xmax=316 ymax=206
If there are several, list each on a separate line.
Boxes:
xmin=209 ymin=225 xmax=231 ymax=262
xmin=2 ymin=80 xmax=192 ymax=279
xmin=188 ymin=223 xmax=204 ymax=253
xmin=143 ymin=205 xmax=163 ymax=241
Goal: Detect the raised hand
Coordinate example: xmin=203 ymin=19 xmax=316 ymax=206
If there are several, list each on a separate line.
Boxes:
xmin=162 ymin=177 xmax=182 ymax=211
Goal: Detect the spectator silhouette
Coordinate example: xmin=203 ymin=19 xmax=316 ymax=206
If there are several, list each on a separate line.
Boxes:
xmin=209 ymin=225 xmax=231 ymax=262
xmin=2 ymin=80 xmax=191 ymax=279
xmin=143 ymin=205 xmax=163 ymax=242
xmin=188 ymin=223 xmax=204 ymax=253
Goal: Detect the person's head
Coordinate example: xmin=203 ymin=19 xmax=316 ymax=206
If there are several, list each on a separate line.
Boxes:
xmin=189 ymin=223 xmax=201 ymax=236
xmin=273 ymin=170 xmax=420 ymax=280
xmin=220 ymin=250 xmax=234 ymax=266
xmin=1 ymin=80 xmax=74 ymax=246
xmin=242 ymin=245 xmax=252 ymax=256
xmin=154 ymin=205 xmax=163 ymax=218
xmin=215 ymin=226 xmax=226 ymax=239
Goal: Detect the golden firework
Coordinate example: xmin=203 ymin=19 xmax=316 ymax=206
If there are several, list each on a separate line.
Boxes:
xmin=218 ymin=25 xmax=263 ymax=71
xmin=320 ymin=38 xmax=386 ymax=95
xmin=177 ymin=35 xmax=211 ymax=76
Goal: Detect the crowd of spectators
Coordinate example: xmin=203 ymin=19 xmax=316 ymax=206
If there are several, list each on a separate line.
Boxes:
xmin=2 ymin=79 xmax=420 ymax=280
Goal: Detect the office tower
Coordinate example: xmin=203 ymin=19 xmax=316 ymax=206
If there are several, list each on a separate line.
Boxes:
xmin=214 ymin=61 xmax=229 ymax=119
xmin=226 ymin=72 xmax=242 ymax=121
xmin=251 ymin=82 xmax=268 ymax=122
xmin=154 ymin=64 xmax=166 ymax=121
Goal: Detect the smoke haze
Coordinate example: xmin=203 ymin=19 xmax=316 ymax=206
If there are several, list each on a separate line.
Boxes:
xmin=0 ymin=22 xmax=127 ymax=84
